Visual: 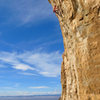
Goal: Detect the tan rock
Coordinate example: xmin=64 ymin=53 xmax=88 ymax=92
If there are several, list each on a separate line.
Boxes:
xmin=49 ymin=0 xmax=100 ymax=100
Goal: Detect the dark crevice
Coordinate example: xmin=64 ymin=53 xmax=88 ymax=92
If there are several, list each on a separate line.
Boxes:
xmin=98 ymin=6 xmax=100 ymax=15
xmin=79 ymin=17 xmax=84 ymax=21
xmin=88 ymin=97 xmax=91 ymax=100
xmin=69 ymin=0 xmax=79 ymax=21
xmin=85 ymin=13 xmax=89 ymax=16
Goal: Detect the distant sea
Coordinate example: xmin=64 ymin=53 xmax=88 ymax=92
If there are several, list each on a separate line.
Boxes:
xmin=0 ymin=95 xmax=60 ymax=100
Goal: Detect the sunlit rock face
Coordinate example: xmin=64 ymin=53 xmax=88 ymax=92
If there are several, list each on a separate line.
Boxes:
xmin=49 ymin=0 xmax=100 ymax=100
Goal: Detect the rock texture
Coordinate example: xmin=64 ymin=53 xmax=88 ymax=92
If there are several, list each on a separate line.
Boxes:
xmin=49 ymin=0 xmax=100 ymax=100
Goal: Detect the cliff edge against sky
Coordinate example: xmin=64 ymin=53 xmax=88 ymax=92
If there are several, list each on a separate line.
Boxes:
xmin=49 ymin=0 xmax=100 ymax=100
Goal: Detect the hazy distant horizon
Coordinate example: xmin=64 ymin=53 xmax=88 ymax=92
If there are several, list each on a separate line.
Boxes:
xmin=0 ymin=94 xmax=61 ymax=97
xmin=0 ymin=95 xmax=60 ymax=100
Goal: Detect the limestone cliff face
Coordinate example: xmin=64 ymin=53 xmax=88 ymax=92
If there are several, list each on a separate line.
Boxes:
xmin=49 ymin=0 xmax=100 ymax=100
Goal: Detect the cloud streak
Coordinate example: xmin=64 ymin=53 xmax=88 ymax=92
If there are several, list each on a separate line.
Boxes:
xmin=0 ymin=0 xmax=55 ymax=25
xmin=29 ymin=86 xmax=49 ymax=89
xmin=0 ymin=51 xmax=62 ymax=77
xmin=19 ymin=72 xmax=37 ymax=76
xmin=0 ymin=52 xmax=35 ymax=71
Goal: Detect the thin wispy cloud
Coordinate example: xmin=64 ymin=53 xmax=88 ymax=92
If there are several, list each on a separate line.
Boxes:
xmin=0 ymin=51 xmax=62 ymax=77
xmin=19 ymin=72 xmax=37 ymax=76
xmin=0 ymin=87 xmax=14 ymax=90
xmin=0 ymin=83 xmax=20 ymax=90
xmin=0 ymin=0 xmax=55 ymax=25
xmin=0 ymin=52 xmax=35 ymax=71
xmin=29 ymin=86 xmax=49 ymax=89
xmin=18 ymin=51 xmax=62 ymax=77
xmin=13 ymin=64 xmax=34 ymax=71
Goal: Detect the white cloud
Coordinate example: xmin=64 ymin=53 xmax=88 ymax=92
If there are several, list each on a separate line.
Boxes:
xmin=13 ymin=64 xmax=34 ymax=71
xmin=0 ymin=87 xmax=14 ymax=90
xmin=19 ymin=72 xmax=37 ymax=76
xmin=0 ymin=51 xmax=62 ymax=77
xmin=0 ymin=52 xmax=34 ymax=71
xmin=29 ymin=86 xmax=49 ymax=89
xmin=18 ymin=51 xmax=62 ymax=77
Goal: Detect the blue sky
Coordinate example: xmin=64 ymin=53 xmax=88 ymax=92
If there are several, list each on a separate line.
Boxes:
xmin=0 ymin=0 xmax=64 ymax=96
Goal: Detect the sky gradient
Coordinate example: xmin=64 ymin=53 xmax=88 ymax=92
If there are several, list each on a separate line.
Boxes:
xmin=0 ymin=0 xmax=64 ymax=96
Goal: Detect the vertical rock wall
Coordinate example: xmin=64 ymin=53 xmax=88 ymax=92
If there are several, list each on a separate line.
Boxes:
xmin=49 ymin=0 xmax=100 ymax=100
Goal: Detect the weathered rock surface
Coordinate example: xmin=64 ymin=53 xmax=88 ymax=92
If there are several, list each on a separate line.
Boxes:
xmin=49 ymin=0 xmax=100 ymax=100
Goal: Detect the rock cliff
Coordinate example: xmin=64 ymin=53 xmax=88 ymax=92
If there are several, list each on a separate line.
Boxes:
xmin=49 ymin=0 xmax=100 ymax=100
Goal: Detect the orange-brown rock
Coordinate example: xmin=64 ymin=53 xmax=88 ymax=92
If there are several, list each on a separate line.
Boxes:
xmin=49 ymin=0 xmax=100 ymax=100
